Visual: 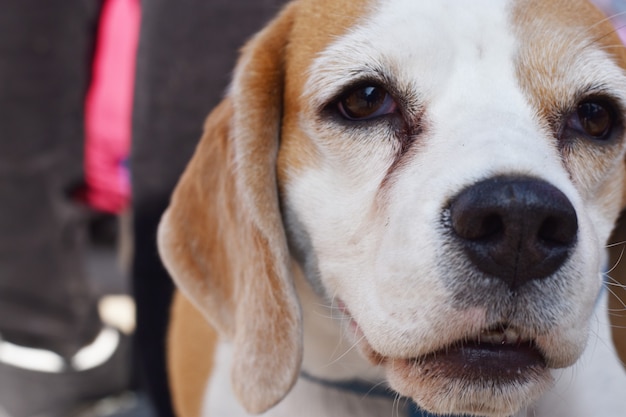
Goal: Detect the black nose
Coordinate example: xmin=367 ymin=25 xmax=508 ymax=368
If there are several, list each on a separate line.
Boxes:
xmin=448 ymin=177 xmax=578 ymax=289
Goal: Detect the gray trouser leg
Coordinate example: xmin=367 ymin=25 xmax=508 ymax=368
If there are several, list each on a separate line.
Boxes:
xmin=0 ymin=0 xmax=102 ymax=357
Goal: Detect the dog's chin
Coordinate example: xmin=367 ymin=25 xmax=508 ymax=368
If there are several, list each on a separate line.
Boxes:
xmin=341 ymin=307 xmax=554 ymax=417
xmin=384 ymin=339 xmax=553 ymax=417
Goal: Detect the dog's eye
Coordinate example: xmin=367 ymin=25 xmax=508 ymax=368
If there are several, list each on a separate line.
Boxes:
xmin=337 ymin=85 xmax=397 ymax=120
xmin=567 ymin=100 xmax=615 ymax=140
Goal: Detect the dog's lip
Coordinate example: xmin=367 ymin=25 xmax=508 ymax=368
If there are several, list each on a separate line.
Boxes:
xmin=336 ymin=300 xmax=547 ymax=381
xmin=408 ymin=330 xmax=547 ymax=383
xmin=387 ymin=335 xmax=551 ymax=417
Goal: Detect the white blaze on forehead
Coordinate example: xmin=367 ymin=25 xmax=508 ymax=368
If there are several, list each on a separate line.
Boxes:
xmin=307 ymin=0 xmax=519 ymax=105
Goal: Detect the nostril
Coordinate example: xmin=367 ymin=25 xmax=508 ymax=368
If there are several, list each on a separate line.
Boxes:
xmin=450 ymin=202 xmax=506 ymax=242
xmin=538 ymin=215 xmax=577 ymax=246
xmin=476 ymin=213 xmax=503 ymax=241
xmin=538 ymin=216 xmax=559 ymax=244
xmin=447 ymin=176 xmax=578 ymax=288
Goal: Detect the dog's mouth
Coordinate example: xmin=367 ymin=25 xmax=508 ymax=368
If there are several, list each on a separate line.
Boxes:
xmin=339 ymin=301 xmax=546 ymax=380
xmin=338 ymin=301 xmax=552 ymax=415
xmin=385 ymin=328 xmax=551 ymax=416
xmin=413 ymin=326 xmax=546 ymax=383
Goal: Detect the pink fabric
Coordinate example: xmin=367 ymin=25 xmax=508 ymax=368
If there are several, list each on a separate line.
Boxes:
xmin=84 ymin=0 xmax=140 ymax=213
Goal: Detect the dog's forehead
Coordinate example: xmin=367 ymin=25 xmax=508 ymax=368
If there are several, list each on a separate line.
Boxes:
xmin=289 ymin=0 xmax=625 ymax=105
xmin=278 ymin=0 xmax=626 ymax=183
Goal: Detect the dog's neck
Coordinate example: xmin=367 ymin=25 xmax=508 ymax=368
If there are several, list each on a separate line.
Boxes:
xmin=298 ymin=371 xmax=442 ymax=417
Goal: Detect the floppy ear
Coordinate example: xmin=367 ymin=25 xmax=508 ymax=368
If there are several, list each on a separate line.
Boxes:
xmin=157 ymin=4 xmax=301 ymax=414
xmin=607 ymin=211 xmax=626 ymax=367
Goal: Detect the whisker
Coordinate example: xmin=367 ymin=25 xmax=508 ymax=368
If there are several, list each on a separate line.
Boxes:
xmin=605 ymin=239 xmax=626 ymax=248
xmin=392 ymin=389 xmax=405 ymax=417
xmin=311 ymin=299 xmax=346 ymax=321
xmin=586 ymin=10 xmax=626 ymax=33
xmin=603 ymin=243 xmax=625 ymax=275
xmin=603 ymin=279 xmax=626 ymax=290
xmin=589 ymin=22 xmax=626 ymax=47
xmin=324 ymin=333 xmax=367 ymax=368
xmin=603 ymin=284 xmax=626 ymax=311
xmin=586 ymin=314 xmax=626 ymax=368
xmin=328 ymin=292 xmax=349 ymax=361
xmin=360 ymin=379 xmax=390 ymax=400
xmin=597 ymin=44 xmax=626 ymax=49
xmin=579 ymin=10 xmax=626 ymax=51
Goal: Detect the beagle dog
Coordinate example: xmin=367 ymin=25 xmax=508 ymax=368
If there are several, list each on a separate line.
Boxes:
xmin=157 ymin=0 xmax=626 ymax=416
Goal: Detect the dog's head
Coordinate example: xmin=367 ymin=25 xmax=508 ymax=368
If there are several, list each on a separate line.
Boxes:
xmin=158 ymin=0 xmax=626 ymax=416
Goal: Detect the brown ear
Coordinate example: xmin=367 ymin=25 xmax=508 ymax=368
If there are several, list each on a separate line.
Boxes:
xmin=167 ymin=291 xmax=217 ymax=417
xmin=607 ymin=212 xmax=626 ymax=367
xmin=157 ymin=4 xmax=301 ymax=414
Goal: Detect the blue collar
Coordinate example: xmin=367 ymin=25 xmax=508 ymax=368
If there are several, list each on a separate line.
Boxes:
xmin=300 ymin=371 xmax=461 ymax=417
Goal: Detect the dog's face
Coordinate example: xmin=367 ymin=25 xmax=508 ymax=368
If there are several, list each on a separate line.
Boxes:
xmin=159 ymin=0 xmax=626 ymax=416
xmin=279 ymin=0 xmax=626 ymax=414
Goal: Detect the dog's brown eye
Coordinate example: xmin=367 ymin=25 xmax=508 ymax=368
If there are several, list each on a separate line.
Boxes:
xmin=338 ymin=86 xmax=397 ymax=120
xmin=569 ymin=100 xmax=614 ymax=140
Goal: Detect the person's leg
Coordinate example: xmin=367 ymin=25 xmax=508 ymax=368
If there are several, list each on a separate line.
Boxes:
xmin=0 ymin=0 xmax=101 ymax=362
xmin=132 ymin=1 xmax=287 ymax=415
xmin=0 ymin=2 xmax=131 ymax=416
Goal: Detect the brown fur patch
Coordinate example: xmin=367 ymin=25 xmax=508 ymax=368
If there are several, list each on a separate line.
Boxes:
xmin=168 ymin=292 xmax=217 ymax=417
xmin=512 ymin=0 xmax=626 ymax=126
xmin=162 ymin=99 xmax=238 ymax=334
xmin=277 ymin=0 xmax=375 ymax=185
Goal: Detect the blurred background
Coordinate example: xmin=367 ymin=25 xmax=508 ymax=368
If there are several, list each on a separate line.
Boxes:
xmin=0 ymin=1 xmax=624 ymax=417
xmin=0 ymin=1 xmax=286 ymax=416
